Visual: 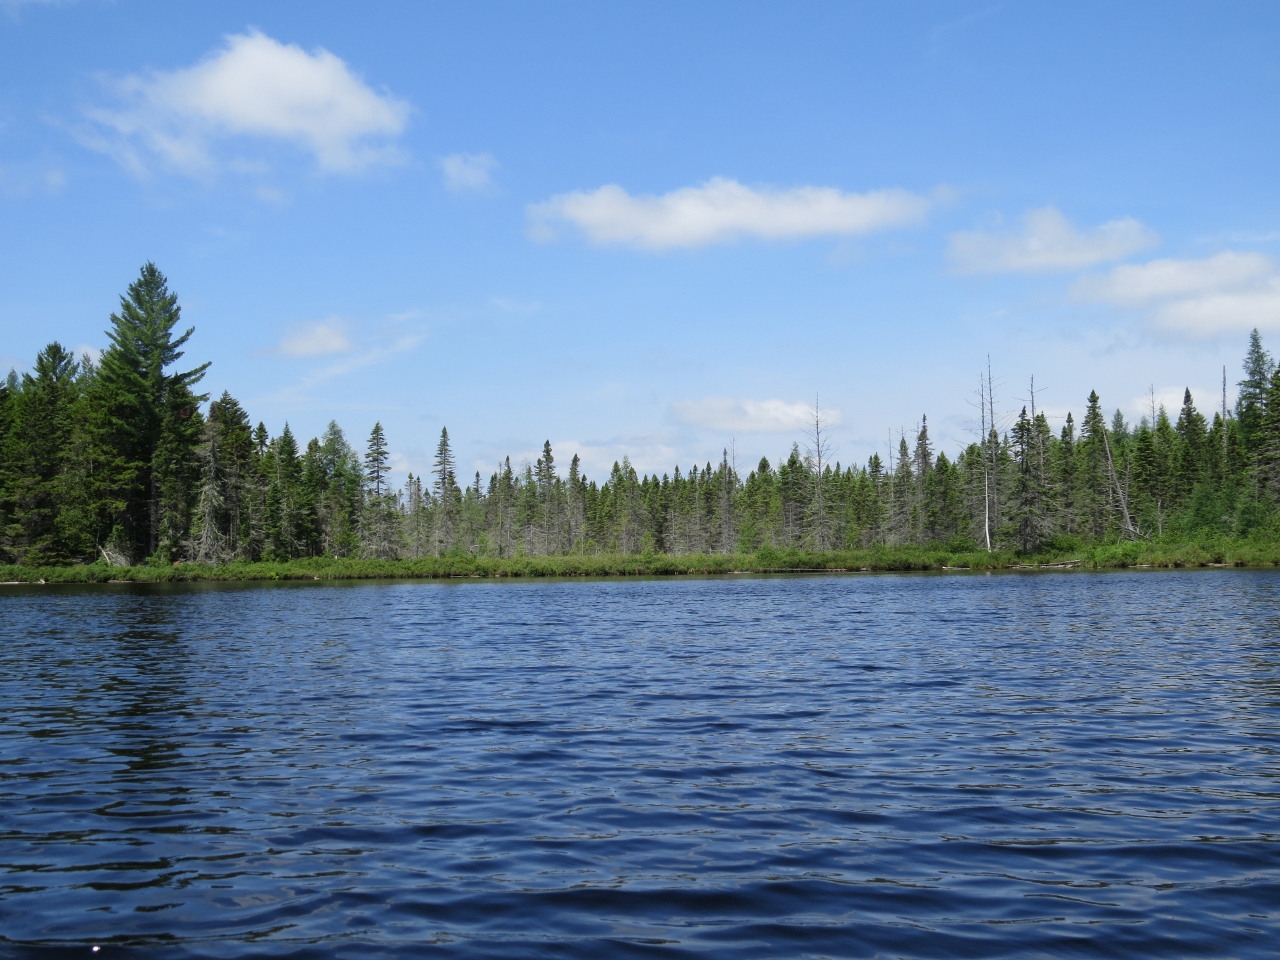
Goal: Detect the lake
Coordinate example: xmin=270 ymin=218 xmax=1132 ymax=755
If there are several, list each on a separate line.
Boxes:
xmin=1 ymin=571 xmax=1277 ymax=958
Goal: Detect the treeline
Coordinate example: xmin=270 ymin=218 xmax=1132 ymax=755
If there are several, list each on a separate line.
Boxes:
xmin=4 ymin=264 xmax=1280 ymax=567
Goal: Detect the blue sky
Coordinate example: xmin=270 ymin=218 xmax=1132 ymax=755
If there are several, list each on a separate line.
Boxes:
xmin=3 ymin=1 xmax=1279 ymax=482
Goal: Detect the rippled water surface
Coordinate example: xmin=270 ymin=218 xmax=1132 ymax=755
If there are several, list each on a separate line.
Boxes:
xmin=2 ymin=572 xmax=1279 ymax=958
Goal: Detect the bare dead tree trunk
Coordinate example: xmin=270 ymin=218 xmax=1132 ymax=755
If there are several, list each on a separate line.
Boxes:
xmin=1101 ymin=428 xmax=1137 ymax=539
xmin=979 ymin=373 xmax=992 ymax=552
xmin=805 ymin=395 xmax=835 ymax=550
xmin=1222 ymin=365 xmax=1229 ymax=459
xmin=987 ymin=356 xmax=999 ymax=541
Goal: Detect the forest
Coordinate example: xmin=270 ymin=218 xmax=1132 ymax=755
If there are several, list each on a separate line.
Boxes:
xmin=3 ymin=263 xmax=1280 ymax=570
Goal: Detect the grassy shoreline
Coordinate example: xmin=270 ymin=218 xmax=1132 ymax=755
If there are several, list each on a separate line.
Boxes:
xmin=3 ymin=541 xmax=1279 ymax=584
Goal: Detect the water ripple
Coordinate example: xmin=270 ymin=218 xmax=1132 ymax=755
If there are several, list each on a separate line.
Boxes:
xmin=1 ymin=571 xmax=1278 ymax=957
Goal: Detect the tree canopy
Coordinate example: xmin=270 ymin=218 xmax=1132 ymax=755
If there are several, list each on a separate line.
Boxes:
xmin=4 ymin=264 xmax=1280 ymax=565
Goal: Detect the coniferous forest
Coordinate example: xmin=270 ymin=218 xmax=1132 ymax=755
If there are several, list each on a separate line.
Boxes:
xmin=5 ymin=264 xmax=1280 ymax=573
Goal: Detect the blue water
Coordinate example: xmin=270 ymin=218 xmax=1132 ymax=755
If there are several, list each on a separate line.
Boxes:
xmin=1 ymin=571 xmax=1277 ymax=958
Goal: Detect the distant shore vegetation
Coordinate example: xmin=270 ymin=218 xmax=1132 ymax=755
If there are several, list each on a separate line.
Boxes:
xmin=6 ymin=264 xmax=1280 ymax=578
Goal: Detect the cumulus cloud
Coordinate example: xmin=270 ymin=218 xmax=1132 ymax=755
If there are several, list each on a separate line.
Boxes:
xmin=1075 ymin=251 xmax=1280 ymax=334
xmin=948 ymin=207 xmax=1157 ymax=273
xmin=276 ymin=320 xmax=352 ymax=357
xmin=440 ymin=152 xmax=497 ymax=192
xmin=671 ymin=397 xmax=840 ymax=434
xmin=528 ymin=177 xmax=931 ymax=250
xmin=83 ymin=30 xmax=409 ymax=176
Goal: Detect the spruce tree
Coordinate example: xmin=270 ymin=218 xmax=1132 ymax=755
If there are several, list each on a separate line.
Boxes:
xmin=1077 ymin=391 xmax=1110 ymax=540
xmin=311 ymin=422 xmax=362 ymax=556
xmin=264 ymin=424 xmax=306 ymax=560
xmin=0 ymin=373 xmax=15 ymax=561
xmin=1237 ymin=328 xmax=1274 ymax=452
xmin=365 ymin=422 xmax=389 ymax=497
xmin=1256 ymin=368 xmax=1280 ymax=497
xmin=205 ymin=392 xmax=254 ymax=559
xmin=1174 ymin=389 xmax=1208 ymax=507
xmin=432 ymin=427 xmax=458 ymax=554
xmin=1010 ymin=406 xmax=1050 ymax=552
xmin=361 ymin=422 xmax=398 ymax=558
xmin=534 ymin=440 xmax=558 ymax=554
xmin=4 ymin=343 xmax=83 ymax=562
xmin=1053 ymin=413 xmax=1078 ymax=535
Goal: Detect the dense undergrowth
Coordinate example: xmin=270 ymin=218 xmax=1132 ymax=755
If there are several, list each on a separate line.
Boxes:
xmin=3 ymin=539 xmax=1275 ymax=584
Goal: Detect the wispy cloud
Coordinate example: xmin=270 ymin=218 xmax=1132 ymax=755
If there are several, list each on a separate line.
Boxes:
xmin=275 ymin=319 xmax=352 ymax=357
xmin=1 ymin=0 xmax=74 ymax=14
xmin=948 ymin=207 xmax=1157 ymax=273
xmin=528 ymin=177 xmax=932 ymax=250
xmin=489 ymin=296 xmax=540 ymax=315
xmin=1075 ymin=251 xmax=1280 ymax=335
xmin=440 ymin=152 xmax=497 ymax=192
xmin=0 ymin=162 xmax=66 ymax=198
xmin=276 ymin=334 xmax=423 ymax=399
xmin=82 ymin=29 xmax=410 ymax=177
xmin=671 ymin=397 xmax=838 ymax=433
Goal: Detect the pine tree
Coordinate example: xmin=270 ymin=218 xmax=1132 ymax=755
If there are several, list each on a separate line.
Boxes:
xmin=88 ymin=263 xmax=210 ymax=561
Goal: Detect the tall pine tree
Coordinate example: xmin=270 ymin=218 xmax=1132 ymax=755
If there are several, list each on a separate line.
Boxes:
xmin=88 ymin=264 xmax=209 ymax=561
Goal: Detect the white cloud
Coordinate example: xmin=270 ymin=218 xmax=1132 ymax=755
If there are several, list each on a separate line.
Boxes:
xmin=489 ymin=437 xmax=679 ymax=480
xmin=74 ymin=344 xmax=102 ymax=365
xmin=276 ymin=320 xmax=352 ymax=357
xmin=267 ymin=333 xmax=424 ymax=407
xmin=1075 ymin=251 xmax=1280 ymax=334
xmin=671 ymin=397 xmax=841 ymax=434
xmin=528 ymin=177 xmax=931 ymax=250
xmin=1126 ymin=385 xmax=1221 ymax=423
xmin=440 ymin=152 xmax=497 ymax=192
xmin=948 ymin=207 xmax=1158 ymax=273
xmin=84 ymin=30 xmax=409 ymax=176
xmin=1076 ymin=251 xmax=1272 ymax=305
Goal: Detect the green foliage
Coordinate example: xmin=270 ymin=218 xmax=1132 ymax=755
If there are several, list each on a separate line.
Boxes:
xmin=11 ymin=276 xmax=1280 ymax=572
xmin=86 ymin=262 xmax=210 ymax=562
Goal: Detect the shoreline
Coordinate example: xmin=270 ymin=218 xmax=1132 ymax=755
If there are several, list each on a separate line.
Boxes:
xmin=1 ymin=543 xmax=1275 ymax=584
